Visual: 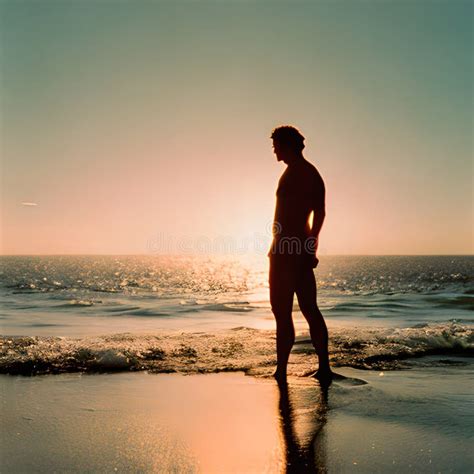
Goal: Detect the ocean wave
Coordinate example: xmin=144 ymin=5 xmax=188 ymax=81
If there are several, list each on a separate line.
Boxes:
xmin=1 ymin=323 xmax=472 ymax=376
xmin=327 ymin=301 xmax=415 ymax=312
xmin=123 ymin=308 xmax=172 ymax=317
xmin=429 ymin=295 xmax=474 ymax=311
xmin=54 ymin=300 xmax=98 ymax=308
xmin=180 ymin=302 xmax=255 ymax=313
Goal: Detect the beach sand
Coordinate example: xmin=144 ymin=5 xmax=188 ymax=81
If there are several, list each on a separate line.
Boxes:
xmin=1 ymin=363 xmax=472 ymax=473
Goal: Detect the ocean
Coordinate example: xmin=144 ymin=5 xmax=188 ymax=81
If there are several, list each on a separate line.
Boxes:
xmin=0 ymin=255 xmax=472 ymax=376
xmin=1 ymin=254 xmax=473 ymax=472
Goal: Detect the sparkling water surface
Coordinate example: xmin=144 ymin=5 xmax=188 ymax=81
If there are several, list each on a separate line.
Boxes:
xmin=0 ymin=255 xmax=472 ymax=376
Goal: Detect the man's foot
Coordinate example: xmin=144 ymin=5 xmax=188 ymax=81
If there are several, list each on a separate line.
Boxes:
xmin=309 ymin=367 xmax=334 ymax=387
xmin=272 ymin=368 xmax=287 ymax=382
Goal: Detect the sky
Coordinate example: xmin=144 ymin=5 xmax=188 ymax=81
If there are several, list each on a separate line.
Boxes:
xmin=1 ymin=0 xmax=472 ymax=255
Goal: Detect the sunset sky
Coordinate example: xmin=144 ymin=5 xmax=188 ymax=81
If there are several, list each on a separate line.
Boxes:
xmin=1 ymin=0 xmax=472 ymax=255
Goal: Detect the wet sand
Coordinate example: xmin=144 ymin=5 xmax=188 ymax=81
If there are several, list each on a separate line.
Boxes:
xmin=1 ymin=365 xmax=473 ymax=472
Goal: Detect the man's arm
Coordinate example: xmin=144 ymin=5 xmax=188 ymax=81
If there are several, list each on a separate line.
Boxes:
xmin=307 ymin=176 xmax=326 ymax=266
xmin=309 ymin=208 xmax=326 ymax=250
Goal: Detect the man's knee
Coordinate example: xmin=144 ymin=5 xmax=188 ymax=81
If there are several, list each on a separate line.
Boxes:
xmin=270 ymin=291 xmax=294 ymax=315
xmin=275 ymin=317 xmax=295 ymax=338
xmin=271 ymin=305 xmax=293 ymax=324
xmin=299 ymin=300 xmax=319 ymax=313
xmin=271 ymin=306 xmax=292 ymax=321
xmin=299 ymin=304 xmax=323 ymax=321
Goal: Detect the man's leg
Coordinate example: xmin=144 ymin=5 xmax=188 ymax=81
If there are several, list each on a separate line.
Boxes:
xmin=269 ymin=256 xmax=296 ymax=379
xmin=295 ymin=264 xmax=331 ymax=375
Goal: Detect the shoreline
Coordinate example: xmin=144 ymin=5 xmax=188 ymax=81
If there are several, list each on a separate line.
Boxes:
xmin=2 ymin=364 xmax=472 ymax=473
xmin=1 ymin=322 xmax=471 ymax=376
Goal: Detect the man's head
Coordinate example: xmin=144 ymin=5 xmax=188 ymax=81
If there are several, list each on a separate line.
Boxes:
xmin=270 ymin=125 xmax=305 ymax=164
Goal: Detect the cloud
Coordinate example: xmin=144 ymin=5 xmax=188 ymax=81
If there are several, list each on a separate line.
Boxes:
xmin=21 ymin=202 xmax=38 ymax=206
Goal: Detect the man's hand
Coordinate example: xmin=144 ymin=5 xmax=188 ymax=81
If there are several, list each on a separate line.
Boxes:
xmin=304 ymin=236 xmax=319 ymax=268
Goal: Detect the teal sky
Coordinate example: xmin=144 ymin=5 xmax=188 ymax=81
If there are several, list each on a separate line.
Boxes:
xmin=1 ymin=0 xmax=472 ymax=255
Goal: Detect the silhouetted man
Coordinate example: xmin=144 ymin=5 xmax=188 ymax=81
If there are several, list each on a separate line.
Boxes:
xmin=268 ymin=125 xmax=333 ymax=385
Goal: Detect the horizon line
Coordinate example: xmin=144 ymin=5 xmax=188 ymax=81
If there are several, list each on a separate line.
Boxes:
xmin=0 ymin=253 xmax=473 ymax=257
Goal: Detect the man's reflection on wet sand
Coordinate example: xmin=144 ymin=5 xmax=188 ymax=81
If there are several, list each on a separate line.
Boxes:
xmin=277 ymin=379 xmax=328 ymax=473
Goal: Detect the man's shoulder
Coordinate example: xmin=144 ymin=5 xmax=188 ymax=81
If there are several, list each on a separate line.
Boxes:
xmin=303 ymin=160 xmax=324 ymax=187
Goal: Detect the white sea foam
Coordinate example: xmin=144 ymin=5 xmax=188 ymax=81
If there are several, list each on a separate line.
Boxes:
xmin=1 ymin=323 xmax=471 ymax=376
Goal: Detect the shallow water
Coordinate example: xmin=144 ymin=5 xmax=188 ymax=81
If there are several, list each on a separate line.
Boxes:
xmin=1 ymin=366 xmax=472 ymax=473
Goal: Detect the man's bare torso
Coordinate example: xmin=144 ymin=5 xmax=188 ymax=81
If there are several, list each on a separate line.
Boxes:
xmin=272 ymin=159 xmax=325 ymax=245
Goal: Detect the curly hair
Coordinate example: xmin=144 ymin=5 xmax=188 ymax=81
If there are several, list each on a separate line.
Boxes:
xmin=270 ymin=125 xmax=305 ymax=151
